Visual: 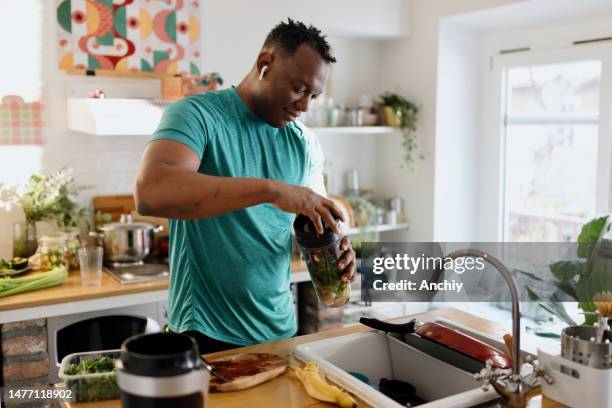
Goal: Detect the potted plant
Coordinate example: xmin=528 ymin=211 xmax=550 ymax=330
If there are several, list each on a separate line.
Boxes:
xmin=0 ymin=169 xmax=89 ymax=258
xmin=513 ymin=215 xmax=612 ymax=336
xmin=380 ymin=92 xmax=420 ymax=168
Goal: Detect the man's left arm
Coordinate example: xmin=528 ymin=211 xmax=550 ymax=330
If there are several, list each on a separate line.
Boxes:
xmin=301 ymin=124 xmax=356 ymax=283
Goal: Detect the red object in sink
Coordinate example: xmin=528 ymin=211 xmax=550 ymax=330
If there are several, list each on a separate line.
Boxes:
xmin=415 ymin=322 xmax=511 ymax=369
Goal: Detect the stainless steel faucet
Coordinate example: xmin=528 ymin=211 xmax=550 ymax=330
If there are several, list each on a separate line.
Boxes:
xmin=445 ymin=249 xmax=551 ymax=408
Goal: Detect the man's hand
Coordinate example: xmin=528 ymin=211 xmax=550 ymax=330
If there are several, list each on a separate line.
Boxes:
xmin=271 ymin=182 xmax=344 ymax=234
xmin=337 ymin=236 xmax=356 ymax=283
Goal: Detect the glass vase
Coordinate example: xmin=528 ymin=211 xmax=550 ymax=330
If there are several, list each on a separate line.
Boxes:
xmin=13 ymin=221 xmax=38 ymax=258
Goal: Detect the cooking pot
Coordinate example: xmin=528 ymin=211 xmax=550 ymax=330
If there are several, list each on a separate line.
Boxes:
xmin=90 ymin=214 xmax=163 ymax=264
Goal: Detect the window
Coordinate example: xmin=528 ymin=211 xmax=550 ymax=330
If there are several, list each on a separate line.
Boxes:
xmin=502 ymin=60 xmax=603 ymax=242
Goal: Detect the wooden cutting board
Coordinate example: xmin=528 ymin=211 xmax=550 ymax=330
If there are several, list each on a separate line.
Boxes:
xmin=208 ymin=353 xmax=288 ymax=392
xmin=92 ymin=194 xmax=169 ymax=237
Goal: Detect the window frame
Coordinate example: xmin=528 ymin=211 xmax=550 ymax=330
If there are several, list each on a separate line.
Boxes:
xmin=485 ymin=43 xmax=612 ymax=241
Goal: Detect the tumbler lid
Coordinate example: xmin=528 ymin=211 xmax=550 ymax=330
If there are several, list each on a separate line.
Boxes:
xmin=120 ymin=332 xmax=202 ymax=377
xmin=294 ymin=214 xmax=341 ymax=248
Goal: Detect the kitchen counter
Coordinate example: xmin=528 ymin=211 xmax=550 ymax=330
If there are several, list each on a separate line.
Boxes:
xmin=0 ymin=261 xmax=312 ymax=324
xmin=0 ymin=267 xmax=169 ymax=323
xmin=60 ymin=308 xmax=565 ymax=408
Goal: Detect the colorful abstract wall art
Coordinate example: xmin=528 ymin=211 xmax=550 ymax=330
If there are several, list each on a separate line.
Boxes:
xmin=56 ymin=0 xmax=202 ymax=76
xmin=0 ymin=96 xmax=44 ymax=145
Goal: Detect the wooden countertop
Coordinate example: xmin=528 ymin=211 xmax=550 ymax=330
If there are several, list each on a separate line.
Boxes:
xmin=0 ymin=268 xmax=169 ymax=312
xmin=0 ymin=262 xmax=310 ymax=313
xmin=61 ymin=308 xmax=565 ymax=408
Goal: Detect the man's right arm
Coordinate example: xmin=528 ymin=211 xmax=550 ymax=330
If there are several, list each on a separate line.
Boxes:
xmin=134 ymin=139 xmax=343 ymax=234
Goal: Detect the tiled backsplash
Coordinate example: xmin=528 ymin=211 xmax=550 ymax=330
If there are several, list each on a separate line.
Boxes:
xmin=0 ymin=128 xmax=149 ymax=258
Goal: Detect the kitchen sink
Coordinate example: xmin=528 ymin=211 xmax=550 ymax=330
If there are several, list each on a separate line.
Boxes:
xmin=293 ymin=318 xmax=504 ymax=408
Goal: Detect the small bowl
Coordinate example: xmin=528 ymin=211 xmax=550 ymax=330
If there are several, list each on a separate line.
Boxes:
xmin=378 ymin=378 xmax=417 ymax=405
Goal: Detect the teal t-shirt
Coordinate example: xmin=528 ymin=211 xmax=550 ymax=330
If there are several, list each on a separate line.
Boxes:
xmin=151 ymin=87 xmax=325 ymax=345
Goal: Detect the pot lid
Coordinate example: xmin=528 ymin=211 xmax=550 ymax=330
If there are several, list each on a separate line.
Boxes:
xmin=99 ymin=213 xmax=154 ymax=231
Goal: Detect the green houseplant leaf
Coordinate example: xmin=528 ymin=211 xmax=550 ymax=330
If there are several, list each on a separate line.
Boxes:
xmin=380 ymin=92 xmax=420 ymax=169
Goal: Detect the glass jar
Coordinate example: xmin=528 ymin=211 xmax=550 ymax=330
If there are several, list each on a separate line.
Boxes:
xmin=38 ymin=235 xmax=68 ymax=270
xmin=58 ymin=228 xmax=82 ymax=269
xmin=294 ymin=214 xmax=350 ymax=307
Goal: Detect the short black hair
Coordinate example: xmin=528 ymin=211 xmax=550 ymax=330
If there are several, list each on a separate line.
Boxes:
xmin=264 ymin=18 xmax=336 ymax=63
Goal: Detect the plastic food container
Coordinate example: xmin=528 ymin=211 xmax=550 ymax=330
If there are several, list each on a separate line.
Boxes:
xmin=58 ymin=349 xmax=121 ymax=402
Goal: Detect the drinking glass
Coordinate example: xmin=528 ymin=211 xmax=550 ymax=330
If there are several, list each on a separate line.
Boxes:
xmin=78 ymin=247 xmax=103 ymax=286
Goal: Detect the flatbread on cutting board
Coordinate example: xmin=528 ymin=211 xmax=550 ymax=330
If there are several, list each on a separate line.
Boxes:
xmin=208 ymin=353 xmax=288 ymax=392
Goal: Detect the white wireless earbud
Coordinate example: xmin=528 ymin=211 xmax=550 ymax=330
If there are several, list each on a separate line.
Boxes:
xmin=258 ymin=66 xmax=268 ymax=81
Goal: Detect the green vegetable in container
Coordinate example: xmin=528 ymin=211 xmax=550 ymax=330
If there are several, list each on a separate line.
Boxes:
xmin=64 ymin=356 xmax=116 ymax=375
xmin=64 ymin=355 xmax=120 ymax=402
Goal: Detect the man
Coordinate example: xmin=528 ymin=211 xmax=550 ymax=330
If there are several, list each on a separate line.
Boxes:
xmin=135 ymin=19 xmax=356 ymax=353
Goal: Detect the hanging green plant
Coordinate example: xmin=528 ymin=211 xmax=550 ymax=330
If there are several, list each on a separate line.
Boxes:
xmin=380 ymin=92 xmax=421 ymax=169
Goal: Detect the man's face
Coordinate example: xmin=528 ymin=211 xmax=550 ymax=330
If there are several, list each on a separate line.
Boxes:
xmin=255 ymin=44 xmax=329 ymax=128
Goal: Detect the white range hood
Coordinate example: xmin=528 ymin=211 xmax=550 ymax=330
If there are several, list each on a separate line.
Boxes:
xmin=67 ymin=98 xmax=172 ymax=136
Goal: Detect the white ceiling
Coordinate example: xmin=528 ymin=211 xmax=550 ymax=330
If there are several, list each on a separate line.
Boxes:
xmin=449 ymin=0 xmax=612 ymax=31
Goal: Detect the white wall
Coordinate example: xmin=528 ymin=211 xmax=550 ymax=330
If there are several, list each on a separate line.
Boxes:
xmin=0 ymin=1 xmax=387 ymax=257
xmin=433 ymin=20 xmax=482 ymax=241
xmin=395 ymin=0 xmax=612 ymax=242
xmin=376 ymin=0 xmax=521 ymax=242
xmin=475 ymin=13 xmax=612 ymax=241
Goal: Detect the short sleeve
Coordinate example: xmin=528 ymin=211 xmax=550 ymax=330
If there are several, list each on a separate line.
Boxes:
xmin=298 ymin=122 xmax=327 ymax=197
xmin=151 ymin=97 xmax=210 ymax=158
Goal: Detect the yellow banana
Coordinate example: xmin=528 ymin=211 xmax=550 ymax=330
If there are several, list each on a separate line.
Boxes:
xmin=291 ymin=366 xmax=336 ymax=403
xmin=291 ymin=363 xmax=356 ymax=408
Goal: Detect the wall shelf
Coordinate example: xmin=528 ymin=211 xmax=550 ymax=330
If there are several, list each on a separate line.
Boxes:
xmin=344 ymin=222 xmax=409 ymax=235
xmin=67 ymin=98 xmax=400 ymax=137
xmin=311 ymin=126 xmax=397 ymax=135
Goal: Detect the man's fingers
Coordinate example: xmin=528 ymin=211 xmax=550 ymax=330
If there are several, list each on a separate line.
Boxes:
xmin=341 ymin=261 xmax=356 ymax=282
xmin=318 ymin=206 xmax=340 ymax=234
xmin=337 ymin=250 xmax=353 ymax=269
xmin=305 ymin=210 xmax=324 ymax=234
xmin=324 ymin=199 xmax=345 ymax=222
xmin=340 ymin=236 xmax=351 ymax=250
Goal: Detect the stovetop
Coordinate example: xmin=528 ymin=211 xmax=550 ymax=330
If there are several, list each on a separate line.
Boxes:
xmin=104 ymin=261 xmax=169 ymax=285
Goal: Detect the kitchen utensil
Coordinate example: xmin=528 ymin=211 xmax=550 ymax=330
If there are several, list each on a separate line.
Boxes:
xmin=90 ymin=214 xmax=163 ymax=264
xmin=207 ymin=353 xmax=288 ymax=392
xmin=378 ymin=378 xmax=419 ymax=406
xmin=117 ymin=332 xmax=209 ymax=408
xmin=561 ymin=325 xmax=612 ymax=368
xmin=200 ymin=356 xmax=229 ymax=383
xmin=542 ymin=303 xmax=612 ymax=406
xmin=78 ymin=246 xmax=103 ymax=286
xmin=359 ymin=317 xmax=511 ymax=372
xmin=294 ymin=214 xmax=350 ymax=307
